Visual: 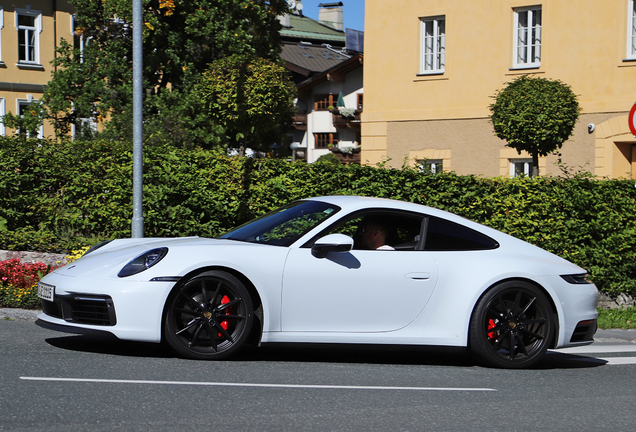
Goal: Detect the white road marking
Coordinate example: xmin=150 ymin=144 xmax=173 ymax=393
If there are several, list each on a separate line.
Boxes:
xmin=550 ymin=356 xmax=636 ymax=366
xmin=551 ymin=345 xmax=636 ymax=354
xmin=20 ymin=376 xmax=496 ymax=392
xmin=594 ymin=357 xmax=636 ymax=365
xmin=548 ymin=344 xmax=636 ymax=365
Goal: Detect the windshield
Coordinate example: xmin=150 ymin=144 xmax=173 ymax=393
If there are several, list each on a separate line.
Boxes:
xmin=220 ymin=201 xmax=341 ymax=246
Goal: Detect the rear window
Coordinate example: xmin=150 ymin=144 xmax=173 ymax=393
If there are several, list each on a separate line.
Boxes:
xmin=425 ymin=216 xmax=499 ymax=251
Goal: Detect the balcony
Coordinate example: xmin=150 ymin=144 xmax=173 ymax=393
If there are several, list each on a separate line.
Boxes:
xmin=331 ymin=110 xmax=361 ymax=129
xmin=292 ymin=112 xmax=307 ymax=130
xmin=329 ymin=146 xmax=361 ymax=165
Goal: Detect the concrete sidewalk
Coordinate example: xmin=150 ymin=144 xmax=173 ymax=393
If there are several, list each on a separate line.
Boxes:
xmin=2 ymin=308 xmax=634 ymax=343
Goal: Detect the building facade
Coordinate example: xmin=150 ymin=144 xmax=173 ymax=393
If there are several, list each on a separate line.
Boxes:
xmin=280 ymin=1 xmax=364 ymax=163
xmin=293 ymin=53 xmax=363 ymax=163
xmin=362 ymin=0 xmax=636 ymax=178
xmin=0 ymin=1 xmax=74 ymax=138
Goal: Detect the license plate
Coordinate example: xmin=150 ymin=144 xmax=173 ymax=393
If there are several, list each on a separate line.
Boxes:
xmin=37 ymin=282 xmax=55 ymax=302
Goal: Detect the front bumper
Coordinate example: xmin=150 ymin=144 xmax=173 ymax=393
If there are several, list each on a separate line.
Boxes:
xmin=36 ymin=271 xmax=177 ymax=343
xmin=41 ymin=293 xmax=117 ymax=326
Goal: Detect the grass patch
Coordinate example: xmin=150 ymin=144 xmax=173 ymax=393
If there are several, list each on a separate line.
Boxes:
xmin=597 ymin=307 xmax=636 ymax=329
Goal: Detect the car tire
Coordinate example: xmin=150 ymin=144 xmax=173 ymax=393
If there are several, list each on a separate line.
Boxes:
xmin=469 ymin=280 xmax=553 ymax=369
xmin=164 ymin=270 xmax=253 ymax=360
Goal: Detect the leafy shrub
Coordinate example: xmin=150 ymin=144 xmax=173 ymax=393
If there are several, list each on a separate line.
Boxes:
xmin=1 ymin=136 xmax=635 ymax=295
xmin=315 ymin=152 xmax=341 ymax=165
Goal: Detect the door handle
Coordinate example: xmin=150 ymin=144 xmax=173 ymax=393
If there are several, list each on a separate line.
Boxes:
xmin=405 ymin=272 xmax=431 ymax=280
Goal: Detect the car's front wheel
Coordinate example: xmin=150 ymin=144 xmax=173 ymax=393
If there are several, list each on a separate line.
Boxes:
xmin=164 ymin=270 xmax=253 ymax=360
xmin=469 ymin=281 xmax=554 ymax=368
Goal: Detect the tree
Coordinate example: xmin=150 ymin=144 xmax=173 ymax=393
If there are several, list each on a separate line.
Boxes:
xmin=42 ymin=0 xmax=289 ymax=148
xmin=198 ymin=54 xmax=296 ymax=154
xmin=489 ymin=75 xmax=580 ymax=176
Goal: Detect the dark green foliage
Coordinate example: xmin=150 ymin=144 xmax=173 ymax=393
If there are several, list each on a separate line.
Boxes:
xmin=1 ymin=136 xmax=635 ymax=295
xmin=314 ymin=152 xmax=341 ymax=165
xmin=489 ymin=75 xmax=580 ymax=175
xmin=42 ymin=0 xmax=289 ymax=147
xmin=198 ymin=54 xmax=296 ymax=152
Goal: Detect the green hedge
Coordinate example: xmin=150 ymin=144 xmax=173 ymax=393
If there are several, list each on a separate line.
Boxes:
xmin=1 ymin=136 xmax=635 ymax=295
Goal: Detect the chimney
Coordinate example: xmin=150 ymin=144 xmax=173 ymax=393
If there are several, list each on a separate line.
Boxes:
xmin=318 ymin=2 xmax=344 ymax=31
xmin=279 ymin=13 xmax=291 ymax=27
xmin=279 ymin=0 xmax=305 ymax=27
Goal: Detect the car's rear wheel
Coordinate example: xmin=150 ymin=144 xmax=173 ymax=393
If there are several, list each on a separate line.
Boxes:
xmin=469 ymin=281 xmax=553 ymax=369
xmin=164 ymin=270 xmax=253 ymax=360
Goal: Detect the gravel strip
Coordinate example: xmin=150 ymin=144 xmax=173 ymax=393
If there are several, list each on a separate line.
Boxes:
xmin=0 ymin=308 xmax=41 ymax=321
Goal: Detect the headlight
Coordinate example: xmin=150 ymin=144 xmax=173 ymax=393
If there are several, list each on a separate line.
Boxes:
xmin=560 ymin=273 xmax=593 ymax=284
xmin=118 ymin=248 xmax=168 ymax=278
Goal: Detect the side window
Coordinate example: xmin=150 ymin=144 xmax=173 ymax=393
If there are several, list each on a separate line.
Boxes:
xmin=16 ymin=97 xmax=44 ymax=138
xmin=510 ymin=158 xmax=532 ymax=177
xmin=420 ymin=16 xmax=446 ymax=74
xmin=310 ymin=210 xmax=426 ymax=251
xmin=0 ymin=7 xmax=4 ymax=64
xmin=628 ymin=0 xmax=636 ymax=59
xmin=417 ymin=159 xmax=444 ymax=174
xmin=0 ymin=98 xmax=5 ymax=136
xmin=16 ymin=8 xmax=42 ymax=66
xmin=424 ymin=216 xmax=499 ymax=251
xmin=513 ymin=6 xmax=541 ymax=68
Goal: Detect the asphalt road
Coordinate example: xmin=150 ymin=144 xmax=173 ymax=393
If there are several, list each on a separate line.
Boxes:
xmin=1 ymin=310 xmax=636 ymax=431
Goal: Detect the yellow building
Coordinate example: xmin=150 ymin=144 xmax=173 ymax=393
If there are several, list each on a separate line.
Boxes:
xmin=0 ymin=1 xmax=74 ymax=138
xmin=362 ymin=0 xmax=636 ymax=178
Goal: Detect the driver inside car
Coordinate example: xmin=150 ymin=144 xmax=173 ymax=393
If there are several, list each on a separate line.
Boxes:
xmin=356 ymin=217 xmax=395 ymax=250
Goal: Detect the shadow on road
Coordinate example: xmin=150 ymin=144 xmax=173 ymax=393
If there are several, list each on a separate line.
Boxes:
xmin=44 ymin=334 xmax=608 ymax=369
xmin=46 ymin=335 xmax=173 ymax=358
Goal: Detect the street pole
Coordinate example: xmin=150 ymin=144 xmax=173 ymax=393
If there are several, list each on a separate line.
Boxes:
xmin=131 ymin=0 xmax=144 ymax=237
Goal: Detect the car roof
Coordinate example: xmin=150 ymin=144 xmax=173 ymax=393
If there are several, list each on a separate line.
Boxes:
xmin=303 ymin=195 xmax=452 ymax=218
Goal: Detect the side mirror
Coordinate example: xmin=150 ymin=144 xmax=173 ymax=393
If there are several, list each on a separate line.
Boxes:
xmin=311 ymin=234 xmax=354 ymax=258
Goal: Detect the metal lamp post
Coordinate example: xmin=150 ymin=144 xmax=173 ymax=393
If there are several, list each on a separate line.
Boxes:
xmin=131 ymin=0 xmax=144 ymax=237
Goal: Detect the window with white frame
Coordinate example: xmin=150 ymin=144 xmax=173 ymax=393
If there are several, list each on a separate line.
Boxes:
xmin=420 ymin=16 xmax=445 ymax=74
xmin=628 ymin=1 xmax=636 ymax=59
xmin=418 ymin=159 xmax=443 ymax=174
xmin=16 ymin=8 xmax=42 ymax=65
xmin=0 ymin=7 xmax=4 ymax=64
xmin=72 ymin=14 xmax=92 ymax=62
xmin=73 ymin=116 xmax=98 ymax=139
xmin=513 ymin=6 xmax=541 ymax=68
xmin=0 ymin=98 xmax=5 ymax=136
xmin=510 ymin=159 xmax=532 ymax=177
xmin=17 ymin=98 xmax=44 ymax=138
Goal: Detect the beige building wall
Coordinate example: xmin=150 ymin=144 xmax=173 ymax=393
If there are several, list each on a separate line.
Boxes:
xmin=1 ymin=1 xmax=75 ymax=138
xmin=362 ymin=0 xmax=636 ymax=178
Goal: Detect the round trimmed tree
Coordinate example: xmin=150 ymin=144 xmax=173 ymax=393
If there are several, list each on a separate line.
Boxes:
xmin=198 ymin=54 xmax=296 ymax=155
xmin=489 ymin=75 xmax=580 ymax=176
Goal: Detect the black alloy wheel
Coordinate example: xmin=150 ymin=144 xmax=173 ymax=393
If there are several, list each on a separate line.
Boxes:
xmin=469 ymin=281 xmax=553 ymax=369
xmin=164 ymin=270 xmax=253 ymax=360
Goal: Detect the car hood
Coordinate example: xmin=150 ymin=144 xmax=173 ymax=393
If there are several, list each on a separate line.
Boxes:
xmin=52 ymin=237 xmax=247 ymax=278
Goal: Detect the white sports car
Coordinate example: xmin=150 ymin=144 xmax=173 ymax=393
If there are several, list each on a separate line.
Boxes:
xmin=36 ymin=196 xmax=598 ymax=368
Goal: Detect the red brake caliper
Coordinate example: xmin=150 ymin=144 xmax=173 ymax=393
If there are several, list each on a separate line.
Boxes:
xmin=487 ymin=319 xmax=497 ymax=341
xmin=218 ymin=295 xmax=231 ymax=338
